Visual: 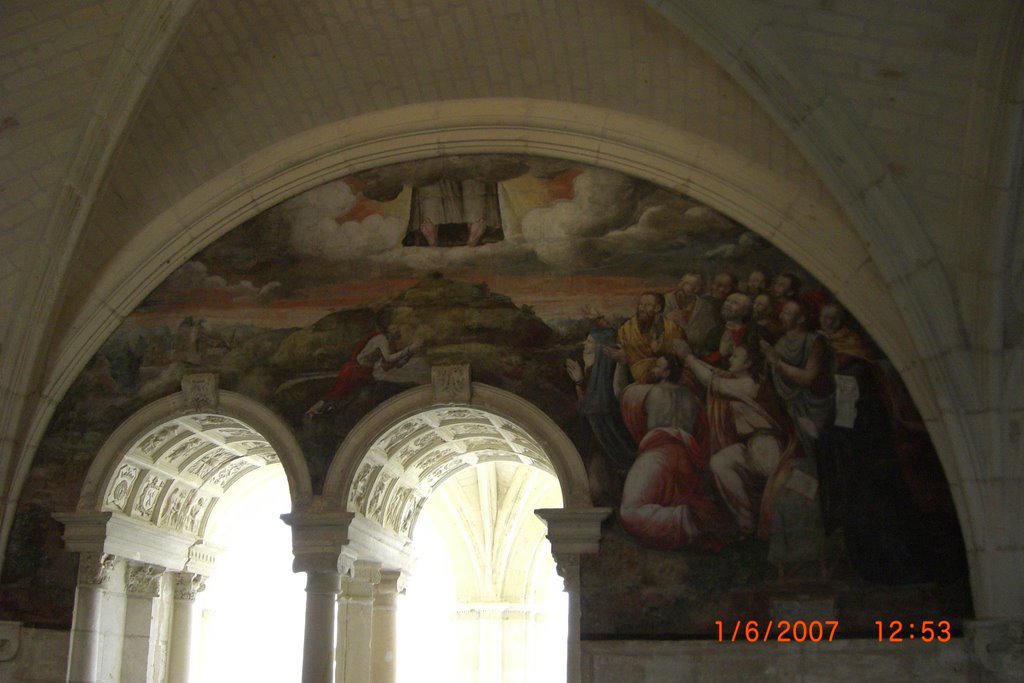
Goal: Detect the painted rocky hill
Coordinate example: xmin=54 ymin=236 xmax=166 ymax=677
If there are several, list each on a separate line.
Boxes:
xmin=9 ymin=273 xmax=581 ymax=626
xmin=34 ymin=273 xmax=579 ymax=495
xmin=271 ymin=272 xmax=575 ymax=486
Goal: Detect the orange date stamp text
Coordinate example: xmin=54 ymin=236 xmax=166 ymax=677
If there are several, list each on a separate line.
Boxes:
xmin=714 ymin=619 xmax=839 ymax=643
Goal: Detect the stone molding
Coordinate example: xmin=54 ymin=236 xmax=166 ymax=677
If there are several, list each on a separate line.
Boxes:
xmin=580 ymin=638 xmax=971 ymax=682
xmin=56 ymin=511 xmax=196 ymax=572
xmin=76 ymin=390 xmax=314 ymax=513
xmin=183 ymin=542 xmax=218 ymax=577
xmin=305 ymin=570 xmax=342 ymax=596
xmin=325 ymin=383 xmax=593 ymax=510
xmin=344 ymin=515 xmax=414 ymax=574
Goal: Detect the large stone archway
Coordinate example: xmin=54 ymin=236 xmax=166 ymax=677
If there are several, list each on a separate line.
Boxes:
xmin=284 ymin=373 xmax=609 ymax=683
xmin=323 ymin=378 xmax=591 ymax=511
xmin=56 ymin=375 xmax=311 ymax=683
xmin=8 ymin=100 xmax=980 ymax=644
xmin=76 ymin=377 xmax=313 ymax=513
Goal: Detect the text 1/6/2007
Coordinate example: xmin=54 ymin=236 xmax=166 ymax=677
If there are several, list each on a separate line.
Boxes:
xmin=714 ymin=620 xmax=839 ymax=642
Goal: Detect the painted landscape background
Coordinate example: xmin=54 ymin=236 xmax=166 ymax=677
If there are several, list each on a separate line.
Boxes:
xmin=3 ymin=155 xmax=970 ymax=636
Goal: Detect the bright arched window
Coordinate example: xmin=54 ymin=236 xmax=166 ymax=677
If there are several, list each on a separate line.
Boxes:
xmin=398 ymin=461 xmax=567 ymax=683
xmin=193 ymin=465 xmax=305 ymax=683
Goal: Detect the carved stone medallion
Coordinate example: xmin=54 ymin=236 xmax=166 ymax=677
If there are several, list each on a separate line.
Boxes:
xmin=431 ymin=364 xmax=471 ymax=403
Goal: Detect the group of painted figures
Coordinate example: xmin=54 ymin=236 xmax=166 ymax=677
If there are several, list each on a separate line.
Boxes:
xmin=567 ymin=268 xmax=928 ymax=582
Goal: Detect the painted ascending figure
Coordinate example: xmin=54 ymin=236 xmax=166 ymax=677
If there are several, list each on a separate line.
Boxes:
xmin=403 ymin=177 xmax=504 ymax=247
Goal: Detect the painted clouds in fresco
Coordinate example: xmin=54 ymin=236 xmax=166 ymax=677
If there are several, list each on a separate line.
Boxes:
xmin=600 ymin=204 xmax=691 ymax=252
xmin=200 ymin=157 xmax=765 ymax=281
xmin=704 ymin=231 xmax=765 ymax=260
xmin=520 ymin=168 xmax=639 ymax=268
xmin=161 ymin=261 xmax=281 ymax=304
xmin=282 ymin=179 xmax=407 ymax=259
xmin=519 ymin=169 xmax=746 ymax=271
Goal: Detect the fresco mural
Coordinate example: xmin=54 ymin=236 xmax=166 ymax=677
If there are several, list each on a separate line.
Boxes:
xmin=2 ymin=155 xmax=970 ymax=636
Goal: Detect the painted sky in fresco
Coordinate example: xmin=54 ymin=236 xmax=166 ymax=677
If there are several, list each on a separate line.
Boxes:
xmin=137 ymin=155 xmax=786 ymax=328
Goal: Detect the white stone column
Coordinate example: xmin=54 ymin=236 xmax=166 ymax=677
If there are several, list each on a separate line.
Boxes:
xmin=66 ymin=552 xmax=115 ymax=683
xmin=555 ymin=554 xmax=583 ymax=683
xmin=336 ymin=559 xmax=379 ymax=683
xmin=302 ymin=570 xmax=342 ymax=683
xmin=167 ymin=572 xmax=206 ymax=683
xmin=282 ymin=510 xmax=354 ymax=683
xmin=535 ymin=508 xmax=611 ymax=683
xmin=371 ymin=569 xmax=402 ymax=683
xmin=121 ymin=562 xmax=165 ymax=683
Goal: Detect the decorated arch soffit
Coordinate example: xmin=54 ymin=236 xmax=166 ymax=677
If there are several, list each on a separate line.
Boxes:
xmin=346 ymin=405 xmax=555 ymax=539
xmin=100 ymin=413 xmax=280 ymax=537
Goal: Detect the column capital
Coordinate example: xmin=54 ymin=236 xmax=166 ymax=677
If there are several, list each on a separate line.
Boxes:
xmin=340 ymin=559 xmax=381 ymax=601
xmin=126 ymin=561 xmax=165 ymax=598
xmin=55 ymin=511 xmax=195 ymax=570
xmin=535 ymin=507 xmax=609 ymax=593
xmin=965 ymin=618 xmax=1024 ymax=683
xmin=534 ymin=507 xmax=611 ymax=555
xmin=341 ymin=557 xmax=382 ymax=583
xmin=172 ymin=571 xmax=207 ymax=601
xmin=77 ymin=551 xmax=116 ymax=588
xmin=281 ymin=510 xmax=355 ymax=574
xmin=552 ymin=553 xmax=581 ymax=593
xmin=374 ymin=573 xmax=401 ymax=598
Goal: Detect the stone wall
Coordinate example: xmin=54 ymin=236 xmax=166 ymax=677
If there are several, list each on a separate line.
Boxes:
xmin=581 ymin=639 xmax=969 ymax=683
xmin=0 ymin=623 xmax=69 ymax=683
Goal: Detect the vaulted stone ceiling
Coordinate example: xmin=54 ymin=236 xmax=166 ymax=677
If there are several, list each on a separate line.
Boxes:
xmin=423 ymin=460 xmax=562 ymax=603
xmin=101 ymin=414 xmax=280 ymax=537
xmin=350 ymin=407 xmax=555 ymax=538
